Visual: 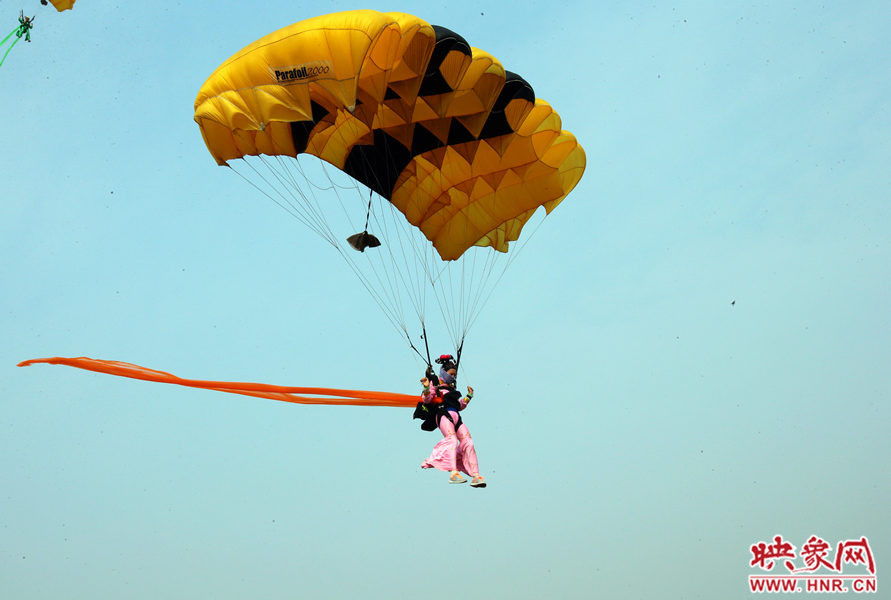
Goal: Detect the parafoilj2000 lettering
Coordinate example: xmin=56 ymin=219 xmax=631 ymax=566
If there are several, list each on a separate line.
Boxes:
xmin=272 ymin=62 xmax=331 ymax=83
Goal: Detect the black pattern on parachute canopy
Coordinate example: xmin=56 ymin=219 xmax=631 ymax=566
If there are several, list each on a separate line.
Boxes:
xmin=418 ymin=25 xmax=472 ymax=97
xmin=292 ymin=45 xmax=536 ymax=200
xmin=411 ymin=123 xmax=445 ymax=156
xmin=446 ymin=119 xmax=476 ymax=146
xmin=479 ymin=71 xmax=535 ymax=139
xmin=342 ymin=128 xmax=414 ymax=199
xmin=290 ymin=100 xmax=331 ymax=154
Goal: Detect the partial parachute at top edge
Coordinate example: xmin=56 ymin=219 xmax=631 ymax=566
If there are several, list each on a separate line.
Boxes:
xmin=193 ymin=10 xmax=585 ymax=262
xmin=42 ymin=0 xmax=76 ymax=11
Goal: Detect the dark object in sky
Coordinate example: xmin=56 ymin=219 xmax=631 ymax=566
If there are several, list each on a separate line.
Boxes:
xmin=347 ymin=231 xmax=382 ymax=252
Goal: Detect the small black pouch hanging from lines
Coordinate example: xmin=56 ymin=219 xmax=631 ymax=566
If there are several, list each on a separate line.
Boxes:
xmin=346 ymin=189 xmax=382 ymax=252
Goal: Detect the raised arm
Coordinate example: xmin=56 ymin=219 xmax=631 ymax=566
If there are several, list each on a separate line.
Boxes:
xmin=459 ymin=386 xmax=474 ymax=410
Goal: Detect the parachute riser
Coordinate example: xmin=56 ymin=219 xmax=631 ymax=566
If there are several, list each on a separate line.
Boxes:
xmin=363 ymin=188 xmax=373 ymax=233
xmin=345 ymin=188 xmax=381 ymax=252
xmin=421 ymin=323 xmax=432 ymax=370
xmin=455 ymin=337 xmax=465 ymax=372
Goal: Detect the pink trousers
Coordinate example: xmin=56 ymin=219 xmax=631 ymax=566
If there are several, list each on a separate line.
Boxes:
xmin=421 ymin=410 xmax=480 ymax=476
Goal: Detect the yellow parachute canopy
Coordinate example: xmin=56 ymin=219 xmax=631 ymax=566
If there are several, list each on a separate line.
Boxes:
xmin=194 ymin=10 xmax=585 ymax=261
xmin=45 ymin=0 xmax=76 ymax=12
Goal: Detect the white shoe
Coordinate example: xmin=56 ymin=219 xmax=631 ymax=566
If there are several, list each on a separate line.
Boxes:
xmin=449 ymin=472 xmax=467 ymax=484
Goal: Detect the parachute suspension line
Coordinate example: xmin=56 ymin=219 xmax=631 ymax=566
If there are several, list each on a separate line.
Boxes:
xmin=464 ymin=209 xmax=554 ymax=338
xmin=289 ymin=156 xmax=360 ymax=192
xmin=433 ymin=270 xmax=458 ymax=350
xmin=461 ymin=246 xmax=502 ymax=341
xmin=276 ymin=157 xmax=358 ymax=248
xmin=331 ymin=175 xmax=412 ymax=329
xmin=460 ymin=248 xmax=483 ymax=340
xmin=273 ymin=155 xmax=361 ymax=253
xmin=457 ymin=250 xmax=492 ymax=344
xmin=331 ymin=239 xmax=410 ymax=341
xmin=265 ymin=154 xmax=339 ymax=246
xmin=366 ymin=203 xmax=410 ymax=317
xmin=312 ymin=160 xmax=415 ymax=336
xmin=240 ymin=155 xmax=338 ymax=250
xmin=356 ymin=192 xmax=417 ymax=324
xmin=352 ymin=200 xmax=410 ymax=329
xmin=287 ymin=154 xmax=432 ymax=349
xmin=455 ymin=249 xmax=475 ymax=346
xmin=416 ymin=157 xmax=458 ymax=349
xmin=334 ymin=244 xmax=410 ymax=339
xmin=232 ymin=157 xmax=336 ymax=247
xmin=454 ymin=146 xmax=475 ymax=354
xmin=455 ymin=163 xmax=476 ymax=349
xmin=403 ymin=327 xmax=429 ymax=366
xmin=461 ymin=247 xmax=470 ymax=343
xmin=375 ymin=199 xmax=427 ymax=325
xmin=316 ymin=160 xmax=414 ymax=325
xmin=437 ymin=251 xmax=462 ymax=349
xmin=234 ymin=156 xmax=409 ymax=340
xmin=230 ymin=147 xmax=550 ymax=364
xmin=424 ymin=247 xmax=456 ymax=347
xmin=319 ymin=132 xmax=433 ymax=345
xmin=427 ymin=244 xmax=498 ymax=353
xmin=502 ymin=209 xmax=552 ymax=274
xmin=370 ymin=196 xmax=428 ymax=323
xmin=375 ymin=130 xmax=433 ymax=323
xmin=228 ymin=161 xmax=312 ymax=227
xmin=313 ymin=159 xmax=366 ymax=235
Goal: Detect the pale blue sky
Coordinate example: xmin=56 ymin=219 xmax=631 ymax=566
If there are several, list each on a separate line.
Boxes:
xmin=2 ymin=2 xmax=889 ymax=598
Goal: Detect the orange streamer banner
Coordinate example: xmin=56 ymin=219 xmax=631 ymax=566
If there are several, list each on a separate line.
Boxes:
xmin=18 ymin=356 xmax=419 ymax=408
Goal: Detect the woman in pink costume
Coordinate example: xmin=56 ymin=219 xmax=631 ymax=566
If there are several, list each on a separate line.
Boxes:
xmin=419 ymin=357 xmax=486 ymax=487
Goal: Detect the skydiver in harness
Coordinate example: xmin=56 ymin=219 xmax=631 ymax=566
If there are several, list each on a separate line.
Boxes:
xmin=16 ymin=12 xmax=35 ymax=43
xmin=0 ymin=11 xmax=34 ymax=68
xmin=415 ymin=354 xmax=486 ymax=487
